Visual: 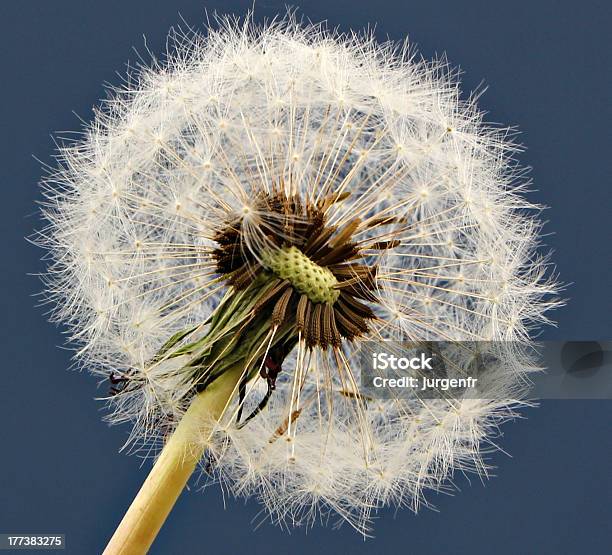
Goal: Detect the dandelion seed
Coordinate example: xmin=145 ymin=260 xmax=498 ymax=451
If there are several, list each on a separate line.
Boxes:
xmin=37 ymin=13 xmax=560 ymax=550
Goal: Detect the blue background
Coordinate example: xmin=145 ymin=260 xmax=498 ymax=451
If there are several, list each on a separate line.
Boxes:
xmin=1 ymin=1 xmax=610 ymax=553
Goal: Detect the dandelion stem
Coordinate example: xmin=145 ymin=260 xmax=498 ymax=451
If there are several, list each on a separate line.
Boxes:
xmin=103 ymin=364 xmax=243 ymax=555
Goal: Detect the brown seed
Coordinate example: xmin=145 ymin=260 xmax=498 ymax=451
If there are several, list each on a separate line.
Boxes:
xmin=272 ymin=287 xmax=294 ymax=326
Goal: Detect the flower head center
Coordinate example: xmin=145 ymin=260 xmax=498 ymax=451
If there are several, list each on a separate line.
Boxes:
xmin=262 ymin=246 xmax=339 ymax=304
xmin=211 ymin=188 xmax=402 ymax=349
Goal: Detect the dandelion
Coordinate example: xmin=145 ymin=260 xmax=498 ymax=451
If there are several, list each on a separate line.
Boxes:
xmin=37 ymin=14 xmax=560 ymax=553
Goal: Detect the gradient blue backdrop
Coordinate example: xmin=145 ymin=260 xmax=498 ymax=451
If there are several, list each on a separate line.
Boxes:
xmin=1 ymin=1 xmax=610 ymax=553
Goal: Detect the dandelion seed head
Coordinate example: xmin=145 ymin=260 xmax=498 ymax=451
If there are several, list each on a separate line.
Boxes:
xmin=38 ymin=14 xmax=560 ymax=534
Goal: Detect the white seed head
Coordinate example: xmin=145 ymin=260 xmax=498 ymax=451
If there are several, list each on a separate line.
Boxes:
xmin=38 ymin=15 xmax=560 ymax=534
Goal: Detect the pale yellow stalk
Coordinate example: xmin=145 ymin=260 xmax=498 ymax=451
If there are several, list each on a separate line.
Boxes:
xmin=103 ymin=365 xmax=242 ymax=554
